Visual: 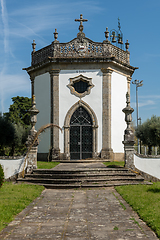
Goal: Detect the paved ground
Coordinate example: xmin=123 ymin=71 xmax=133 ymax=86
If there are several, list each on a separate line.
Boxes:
xmin=0 ymin=188 xmax=158 ymax=239
xmin=0 ymin=163 xmax=159 ymax=239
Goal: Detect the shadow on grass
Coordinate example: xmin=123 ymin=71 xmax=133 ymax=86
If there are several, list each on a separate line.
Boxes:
xmin=147 ymin=187 xmax=160 ymax=193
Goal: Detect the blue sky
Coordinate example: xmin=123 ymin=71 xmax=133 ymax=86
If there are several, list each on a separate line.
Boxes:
xmin=0 ymin=0 xmax=160 ymax=125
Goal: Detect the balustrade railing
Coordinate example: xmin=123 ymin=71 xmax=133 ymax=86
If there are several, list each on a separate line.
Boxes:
xmin=31 ymin=39 xmax=129 ymax=66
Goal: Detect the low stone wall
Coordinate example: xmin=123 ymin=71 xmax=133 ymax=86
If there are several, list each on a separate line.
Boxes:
xmin=134 ymin=153 xmax=160 ymax=181
xmin=0 ymin=156 xmax=27 ymax=180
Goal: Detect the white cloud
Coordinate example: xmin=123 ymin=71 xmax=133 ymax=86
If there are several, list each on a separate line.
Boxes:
xmin=139 ymin=100 xmax=155 ymax=107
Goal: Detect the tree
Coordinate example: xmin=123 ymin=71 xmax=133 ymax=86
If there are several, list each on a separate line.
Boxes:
xmin=4 ymin=96 xmax=32 ymax=127
xmin=10 ymin=123 xmax=31 ymax=156
xmin=0 ymin=113 xmax=14 ymax=155
xmin=1 ymin=96 xmax=32 ymax=156
xmin=135 ymin=115 xmax=160 ymax=155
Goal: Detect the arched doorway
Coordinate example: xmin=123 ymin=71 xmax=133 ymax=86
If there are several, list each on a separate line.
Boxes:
xmin=70 ymin=106 xmax=93 ymax=160
xmin=63 ymin=100 xmax=98 ymax=160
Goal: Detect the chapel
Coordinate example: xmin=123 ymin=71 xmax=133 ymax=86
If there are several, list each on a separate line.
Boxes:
xmin=24 ymin=15 xmax=137 ymax=161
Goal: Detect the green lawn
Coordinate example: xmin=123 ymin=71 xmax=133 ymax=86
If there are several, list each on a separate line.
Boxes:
xmin=37 ymin=161 xmax=60 ymax=169
xmin=0 ymin=182 xmax=44 ymax=232
xmin=103 ymin=161 xmax=124 ymax=168
xmin=116 ymin=182 xmax=160 ymax=238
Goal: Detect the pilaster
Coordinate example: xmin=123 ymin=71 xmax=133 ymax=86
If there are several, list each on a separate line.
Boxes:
xmin=50 ymin=69 xmax=60 ymax=160
xmin=127 ymin=76 xmax=132 ymax=95
xmin=30 ymin=76 xmax=35 ymax=103
xmin=101 ymin=68 xmax=113 ymax=159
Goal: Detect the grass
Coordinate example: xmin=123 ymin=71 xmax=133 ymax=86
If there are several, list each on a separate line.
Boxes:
xmin=103 ymin=161 xmax=124 ymax=168
xmin=0 ymin=182 xmax=44 ymax=232
xmin=115 ymin=182 xmax=160 ymax=238
xmin=37 ymin=161 xmax=60 ymax=169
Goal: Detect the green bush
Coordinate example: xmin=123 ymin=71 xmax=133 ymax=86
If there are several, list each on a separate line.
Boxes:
xmin=0 ymin=164 xmax=4 ymax=187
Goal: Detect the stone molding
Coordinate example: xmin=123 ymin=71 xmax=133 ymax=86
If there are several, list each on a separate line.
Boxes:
xmin=67 ymin=74 xmax=94 ymax=98
xmin=64 ymin=100 xmax=98 ymax=159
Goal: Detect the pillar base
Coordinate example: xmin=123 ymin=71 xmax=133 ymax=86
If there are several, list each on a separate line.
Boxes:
xmin=26 ymin=146 xmax=38 ymax=173
xmin=50 ymin=148 xmax=60 ymax=161
xmin=101 ymin=148 xmax=113 ymax=160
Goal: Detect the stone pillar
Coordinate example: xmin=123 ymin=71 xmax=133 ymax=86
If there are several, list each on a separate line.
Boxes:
xmin=26 ymin=96 xmax=39 ymax=173
xmin=101 ymin=68 xmax=113 ymax=159
xmin=122 ymin=92 xmax=135 ymax=169
xmin=50 ymin=69 xmax=60 ymax=160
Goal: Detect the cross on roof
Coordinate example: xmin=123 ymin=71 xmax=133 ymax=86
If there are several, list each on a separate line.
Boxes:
xmin=75 ymin=14 xmax=88 ymax=32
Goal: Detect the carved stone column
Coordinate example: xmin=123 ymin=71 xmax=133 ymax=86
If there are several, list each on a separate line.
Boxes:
xmin=101 ymin=68 xmax=113 ymax=159
xmin=122 ymin=92 xmax=135 ymax=169
xmin=26 ymin=96 xmax=39 ymax=173
xmin=50 ymin=70 xmax=60 ymax=160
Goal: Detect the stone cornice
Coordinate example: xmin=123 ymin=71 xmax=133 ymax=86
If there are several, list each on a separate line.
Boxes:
xmin=24 ymin=56 xmax=137 ymax=79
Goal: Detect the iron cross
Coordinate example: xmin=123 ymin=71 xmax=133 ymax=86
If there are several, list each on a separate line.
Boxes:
xmin=75 ymin=14 xmax=88 ymax=32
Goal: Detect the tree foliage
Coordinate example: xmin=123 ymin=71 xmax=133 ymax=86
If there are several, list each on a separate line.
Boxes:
xmin=0 ymin=96 xmax=32 ymax=156
xmin=4 ymin=96 xmax=32 ymax=127
xmin=0 ymin=113 xmax=14 ymax=155
xmin=135 ymin=115 xmax=160 ymax=155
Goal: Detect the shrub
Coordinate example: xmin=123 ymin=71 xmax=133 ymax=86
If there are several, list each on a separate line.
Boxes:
xmin=0 ymin=164 xmax=4 ymax=187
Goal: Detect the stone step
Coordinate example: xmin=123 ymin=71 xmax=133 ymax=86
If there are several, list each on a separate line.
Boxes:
xmin=25 ymin=172 xmax=137 ymax=179
xmin=17 ymin=164 xmax=149 ymax=188
xmin=18 ymin=176 xmax=144 ymax=185
xmin=32 ymin=168 xmax=128 ymax=175
xmin=17 ymin=181 xmax=152 ymax=189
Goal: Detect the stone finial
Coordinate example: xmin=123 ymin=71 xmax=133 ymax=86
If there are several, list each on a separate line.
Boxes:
xmin=54 ymin=29 xmax=58 ymax=42
xmin=125 ymin=39 xmax=129 ymax=51
xmin=122 ymin=92 xmax=134 ymax=131
xmin=32 ymin=40 xmax=36 ymax=52
xmin=104 ymin=27 xmax=110 ymax=43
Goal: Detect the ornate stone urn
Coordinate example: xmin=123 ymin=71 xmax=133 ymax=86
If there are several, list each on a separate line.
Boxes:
xmin=122 ymin=92 xmax=135 ymax=169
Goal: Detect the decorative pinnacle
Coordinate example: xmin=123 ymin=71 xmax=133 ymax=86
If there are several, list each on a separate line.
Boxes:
xmin=54 ymin=29 xmax=58 ymax=42
xmin=32 ymin=40 xmax=36 ymax=52
xmin=75 ymin=14 xmax=88 ymax=32
xmin=104 ymin=27 xmax=109 ymax=42
xmin=125 ymin=39 xmax=129 ymax=51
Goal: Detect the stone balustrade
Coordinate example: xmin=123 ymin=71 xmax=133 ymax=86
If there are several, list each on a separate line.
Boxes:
xmin=31 ymin=39 xmax=130 ymax=66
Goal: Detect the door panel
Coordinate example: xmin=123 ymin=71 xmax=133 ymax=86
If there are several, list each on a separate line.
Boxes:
xmin=70 ymin=126 xmax=80 ymax=160
xmin=70 ymin=106 xmax=93 ymax=160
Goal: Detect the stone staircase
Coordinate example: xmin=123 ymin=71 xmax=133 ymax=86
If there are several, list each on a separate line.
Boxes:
xmin=17 ymin=162 xmax=150 ymax=188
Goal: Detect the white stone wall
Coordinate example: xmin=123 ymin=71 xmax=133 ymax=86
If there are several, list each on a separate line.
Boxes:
xmin=0 ymin=157 xmax=26 ymax=179
xmin=34 ymin=70 xmax=127 ymax=155
xmin=111 ymin=72 xmax=127 ymax=153
xmin=35 ymin=73 xmax=50 ymax=153
xmin=59 ymin=69 xmax=102 ymax=152
xmin=134 ymin=154 xmax=160 ymax=180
